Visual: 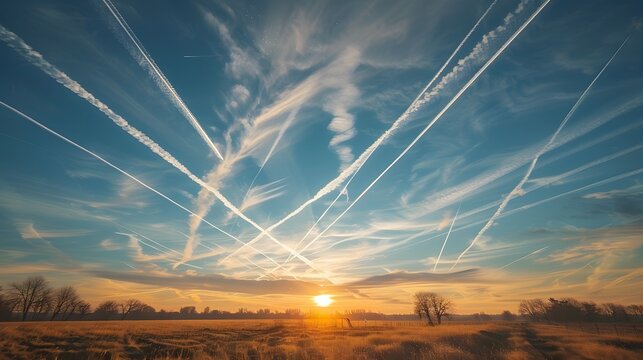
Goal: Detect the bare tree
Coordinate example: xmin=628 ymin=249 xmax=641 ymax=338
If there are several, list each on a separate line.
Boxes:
xmin=50 ymin=286 xmax=82 ymax=321
xmin=414 ymin=292 xmax=435 ymax=326
xmin=626 ymin=305 xmax=643 ymax=321
xmin=119 ymin=299 xmax=145 ymax=320
xmin=76 ymin=301 xmax=91 ymax=318
xmin=428 ymin=293 xmax=452 ymax=325
xmin=580 ymin=301 xmax=601 ymax=322
xmin=602 ymin=303 xmax=628 ymax=322
xmin=31 ymin=286 xmax=52 ymax=320
xmin=518 ymin=299 xmax=548 ymax=321
xmin=95 ymin=300 xmax=120 ymax=320
xmin=7 ymin=276 xmax=51 ymax=321
xmin=63 ymin=299 xmax=90 ymax=321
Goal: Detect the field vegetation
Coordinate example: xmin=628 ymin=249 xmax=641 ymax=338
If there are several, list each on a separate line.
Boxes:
xmin=0 ymin=319 xmax=641 ymax=360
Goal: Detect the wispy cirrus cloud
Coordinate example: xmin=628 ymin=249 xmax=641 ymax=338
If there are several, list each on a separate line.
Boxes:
xmin=18 ymin=222 xmax=89 ymax=240
xmin=100 ymin=0 xmax=224 ymax=160
xmin=450 ymin=33 xmax=631 ymax=271
xmin=0 ymin=24 xmax=317 ymax=273
xmin=1 ymin=0 xmax=642 ymax=312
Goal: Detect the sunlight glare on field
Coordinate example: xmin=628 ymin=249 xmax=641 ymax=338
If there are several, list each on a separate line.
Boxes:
xmin=313 ymin=294 xmax=333 ymax=307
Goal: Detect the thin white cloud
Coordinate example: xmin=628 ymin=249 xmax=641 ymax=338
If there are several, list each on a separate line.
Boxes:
xmin=223 ymin=0 xmax=511 ymax=266
xmin=202 ymin=10 xmax=260 ymax=79
xmin=19 ymin=222 xmax=88 ymax=240
xmin=583 ymin=183 xmax=643 ymax=200
xmin=450 ymin=33 xmax=631 ymax=271
xmin=239 ymin=108 xmax=300 ymax=209
xmin=0 ymin=101 xmax=282 ymax=273
xmin=434 ymin=207 xmax=460 ymax=272
xmin=229 ymin=84 xmax=250 ymax=109
xmin=271 ymin=0 xmax=552 ymax=275
xmin=101 ymin=0 xmax=224 ymax=160
xmin=498 ymin=246 xmax=549 ymax=270
xmin=100 ymin=238 xmax=121 ymax=251
xmin=0 ymin=25 xmax=317 ymax=273
xmin=239 ymin=178 xmax=287 ymax=212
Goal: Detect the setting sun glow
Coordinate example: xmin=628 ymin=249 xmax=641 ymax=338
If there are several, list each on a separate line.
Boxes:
xmin=313 ymin=295 xmax=333 ymax=307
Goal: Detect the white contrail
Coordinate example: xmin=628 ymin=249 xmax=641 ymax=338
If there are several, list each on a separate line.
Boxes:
xmin=284 ymin=159 xmax=364 ymax=264
xmin=183 ymin=55 xmax=220 ymax=58
xmin=240 ymin=108 xmax=299 ymax=209
xmin=0 ymin=101 xmax=288 ymax=274
xmin=0 ymin=25 xmax=319 ymax=272
xmin=226 ymin=0 xmax=503 ymax=262
xmin=261 ymin=0 xmax=552 ymax=274
xmin=497 ymin=246 xmax=549 ymax=270
xmin=433 ymin=206 xmax=460 ymax=272
xmin=114 ymin=224 xmax=219 ymax=264
xmin=101 ymin=0 xmax=224 ymax=160
xmin=115 ymin=231 xmax=174 ymax=258
xmin=553 ymin=261 xmax=594 ymax=284
xmin=450 ymin=33 xmax=631 ymax=271
xmin=115 ymin=227 xmax=182 ymax=257
xmin=504 ymin=167 xmax=643 ymax=214
xmin=312 ymin=166 xmax=643 ymax=258
xmin=113 ymin=231 xmax=204 ymax=268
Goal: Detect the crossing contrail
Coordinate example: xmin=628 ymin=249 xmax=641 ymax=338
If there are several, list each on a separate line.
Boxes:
xmin=101 ymin=0 xmax=224 ymax=160
xmin=113 ymin=231 xmax=204 ymax=269
xmin=285 ymin=159 xmax=365 ymax=264
xmin=311 ymin=165 xmax=643 ymax=259
xmin=0 ymin=24 xmax=319 ymax=272
xmin=0 ymin=101 xmax=290 ymax=275
xmin=225 ymin=0 xmax=503 ymax=263
xmin=240 ymin=107 xmax=300 ymax=209
xmin=450 ymin=33 xmax=631 ymax=271
xmin=115 ymin=227 xmax=182 ymax=257
xmin=498 ymin=246 xmax=549 ymax=270
xmin=433 ymin=206 xmax=460 ymax=272
xmin=260 ymin=0 xmax=552 ymax=274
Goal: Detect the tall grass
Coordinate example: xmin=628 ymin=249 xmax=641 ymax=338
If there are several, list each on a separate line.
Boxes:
xmin=0 ymin=320 xmax=640 ymax=359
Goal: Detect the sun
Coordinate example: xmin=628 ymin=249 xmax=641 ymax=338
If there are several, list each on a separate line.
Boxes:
xmin=313 ymin=294 xmax=333 ymax=307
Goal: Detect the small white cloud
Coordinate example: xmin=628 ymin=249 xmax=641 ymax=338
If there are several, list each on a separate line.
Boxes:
xmin=100 ymin=238 xmax=122 ymax=251
xmin=232 ymin=84 xmax=250 ymax=103
xmin=19 ymin=222 xmax=88 ymax=240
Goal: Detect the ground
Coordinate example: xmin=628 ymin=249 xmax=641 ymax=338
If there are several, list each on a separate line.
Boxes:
xmin=0 ymin=320 xmax=641 ymax=359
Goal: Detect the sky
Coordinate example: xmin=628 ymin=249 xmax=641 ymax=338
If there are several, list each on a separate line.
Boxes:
xmin=0 ymin=0 xmax=641 ymax=314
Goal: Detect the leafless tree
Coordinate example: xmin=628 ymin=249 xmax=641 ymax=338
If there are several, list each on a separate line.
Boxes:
xmin=75 ymin=301 xmax=91 ymax=318
xmin=31 ymin=286 xmax=52 ymax=320
xmin=428 ymin=293 xmax=453 ymax=324
xmin=414 ymin=292 xmax=435 ymax=326
xmin=119 ymin=299 xmax=145 ymax=320
xmin=95 ymin=300 xmax=120 ymax=320
xmin=602 ymin=303 xmax=628 ymax=322
xmin=626 ymin=305 xmax=643 ymax=321
xmin=50 ymin=286 xmax=82 ymax=321
xmin=64 ymin=299 xmax=91 ymax=320
xmin=7 ymin=276 xmax=52 ymax=321
xmin=518 ymin=299 xmax=548 ymax=321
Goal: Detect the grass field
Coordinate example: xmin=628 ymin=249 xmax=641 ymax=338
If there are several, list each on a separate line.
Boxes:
xmin=0 ymin=320 xmax=641 ymax=359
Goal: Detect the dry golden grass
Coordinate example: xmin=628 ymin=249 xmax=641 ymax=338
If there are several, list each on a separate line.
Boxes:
xmin=0 ymin=320 xmax=641 ymax=359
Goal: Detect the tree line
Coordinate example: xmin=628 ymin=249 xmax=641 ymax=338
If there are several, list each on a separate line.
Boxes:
xmin=0 ymin=277 xmax=90 ymax=321
xmin=0 ymin=276 xmax=309 ymax=321
xmin=2 ymin=277 xmax=640 ymax=323
xmin=519 ymin=298 xmax=643 ymax=323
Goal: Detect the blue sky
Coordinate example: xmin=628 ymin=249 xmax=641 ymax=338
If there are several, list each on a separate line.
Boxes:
xmin=0 ymin=0 xmax=641 ymax=312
